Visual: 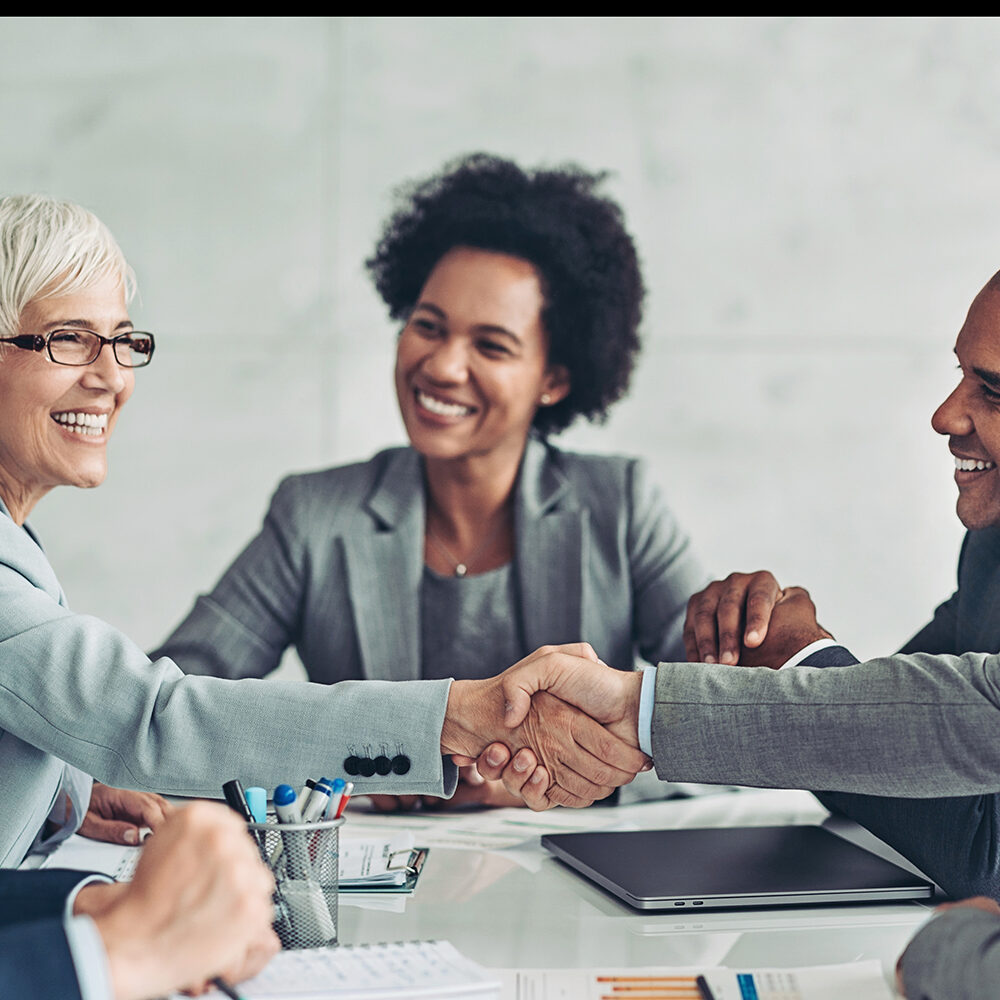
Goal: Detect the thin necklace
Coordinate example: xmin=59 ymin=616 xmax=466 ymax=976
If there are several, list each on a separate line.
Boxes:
xmin=426 ymin=513 xmax=509 ymax=578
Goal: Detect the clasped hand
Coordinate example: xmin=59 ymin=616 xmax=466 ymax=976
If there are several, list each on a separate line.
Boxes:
xmin=440 ymin=644 xmax=650 ymax=810
xmin=682 ymin=571 xmax=832 ymax=667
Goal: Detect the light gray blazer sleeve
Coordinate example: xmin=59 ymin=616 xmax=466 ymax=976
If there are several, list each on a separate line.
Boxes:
xmin=900 ymin=908 xmax=1000 ymax=1000
xmin=0 ymin=511 xmax=457 ymax=865
xmin=651 ymin=652 xmax=1000 ymax=795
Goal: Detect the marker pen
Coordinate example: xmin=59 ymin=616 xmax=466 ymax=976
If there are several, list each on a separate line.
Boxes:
xmin=274 ymin=784 xmax=310 ymax=879
xmin=222 ymin=779 xmax=253 ymax=822
xmin=300 ymin=780 xmax=332 ymax=823
xmin=245 ymin=786 xmax=267 ymax=825
xmin=334 ymin=781 xmax=354 ymax=819
xmin=325 ymin=778 xmax=347 ymax=819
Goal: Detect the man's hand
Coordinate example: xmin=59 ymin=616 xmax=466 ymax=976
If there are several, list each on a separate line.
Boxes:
xmin=92 ymin=801 xmax=279 ymax=1000
xmin=683 ymin=571 xmax=783 ymax=664
xmin=440 ymin=645 xmax=650 ymax=809
xmin=79 ymin=783 xmax=173 ymax=846
xmin=737 ymin=586 xmax=831 ymax=668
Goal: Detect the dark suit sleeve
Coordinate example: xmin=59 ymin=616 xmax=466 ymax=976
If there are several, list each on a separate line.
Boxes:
xmin=0 ymin=868 xmax=97 ymax=928
xmin=802 ymin=640 xmax=1000 ymax=898
xmin=0 ymin=918 xmax=84 ymax=1000
xmin=897 ymin=533 xmax=967 ymax=656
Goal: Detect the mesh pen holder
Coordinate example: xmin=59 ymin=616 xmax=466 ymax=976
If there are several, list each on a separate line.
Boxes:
xmin=248 ymin=817 xmax=344 ymax=950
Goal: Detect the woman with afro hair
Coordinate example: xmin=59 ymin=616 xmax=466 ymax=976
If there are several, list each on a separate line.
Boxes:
xmin=156 ymin=154 xmax=708 ymax=809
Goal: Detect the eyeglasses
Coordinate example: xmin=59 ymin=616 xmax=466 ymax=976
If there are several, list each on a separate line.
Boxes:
xmin=0 ymin=329 xmax=156 ymax=367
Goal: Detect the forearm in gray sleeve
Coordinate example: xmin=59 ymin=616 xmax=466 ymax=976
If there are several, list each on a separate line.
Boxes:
xmin=900 ymin=908 xmax=1000 ymax=1000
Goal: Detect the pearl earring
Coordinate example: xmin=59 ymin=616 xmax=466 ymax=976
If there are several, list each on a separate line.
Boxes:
xmin=540 ymin=393 xmax=552 ymax=405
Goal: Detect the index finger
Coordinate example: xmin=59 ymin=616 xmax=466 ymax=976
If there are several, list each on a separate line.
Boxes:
xmin=743 ymin=573 xmax=783 ymax=647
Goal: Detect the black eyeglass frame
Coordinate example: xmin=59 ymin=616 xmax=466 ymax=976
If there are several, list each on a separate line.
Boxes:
xmin=0 ymin=330 xmax=156 ymax=368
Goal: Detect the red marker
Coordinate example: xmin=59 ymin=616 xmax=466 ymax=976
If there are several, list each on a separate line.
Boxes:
xmin=334 ymin=781 xmax=354 ymax=819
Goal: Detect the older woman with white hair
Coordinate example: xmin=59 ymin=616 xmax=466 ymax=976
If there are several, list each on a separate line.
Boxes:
xmin=0 ymin=192 xmax=649 ymax=869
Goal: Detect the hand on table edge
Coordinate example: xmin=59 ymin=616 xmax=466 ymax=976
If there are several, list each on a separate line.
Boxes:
xmin=79 ymin=784 xmax=174 ymax=847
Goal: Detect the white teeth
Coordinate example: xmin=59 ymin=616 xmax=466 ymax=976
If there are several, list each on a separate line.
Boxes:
xmin=417 ymin=390 xmax=473 ymax=418
xmin=52 ymin=412 xmax=108 ymax=436
xmin=955 ymin=457 xmax=996 ymax=472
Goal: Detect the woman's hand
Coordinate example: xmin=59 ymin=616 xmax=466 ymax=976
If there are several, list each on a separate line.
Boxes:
xmin=683 ymin=571 xmax=784 ymax=665
xmin=79 ymin=783 xmax=174 ymax=846
xmin=366 ymin=765 xmax=530 ymax=812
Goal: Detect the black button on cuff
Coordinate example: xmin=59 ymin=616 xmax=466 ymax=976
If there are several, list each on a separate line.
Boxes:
xmin=391 ymin=754 xmax=411 ymax=775
xmin=358 ymin=757 xmax=376 ymax=777
xmin=344 ymin=756 xmax=361 ymax=776
xmin=373 ymin=755 xmax=392 ymax=775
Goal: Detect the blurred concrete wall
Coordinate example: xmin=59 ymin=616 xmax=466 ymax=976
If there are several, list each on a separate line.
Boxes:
xmin=2 ymin=17 xmax=994 ymax=665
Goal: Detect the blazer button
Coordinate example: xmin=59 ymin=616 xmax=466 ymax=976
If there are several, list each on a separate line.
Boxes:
xmin=344 ymin=756 xmax=361 ymax=776
xmin=358 ymin=757 xmax=376 ymax=777
xmin=391 ymin=754 xmax=411 ymax=775
xmin=374 ymin=755 xmax=392 ymax=776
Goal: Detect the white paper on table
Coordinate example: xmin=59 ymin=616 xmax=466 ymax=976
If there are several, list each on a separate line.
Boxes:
xmin=339 ymin=832 xmax=416 ymax=886
xmin=194 ymin=940 xmax=500 ymax=999
xmin=41 ymin=831 xmax=419 ymax=887
xmin=495 ymin=960 xmax=896 ymax=1000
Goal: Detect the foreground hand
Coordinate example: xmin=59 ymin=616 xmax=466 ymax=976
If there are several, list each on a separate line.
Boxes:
xmin=440 ymin=645 xmax=650 ymax=809
xmin=79 ymin=783 xmax=174 ymax=846
xmin=683 ymin=571 xmax=783 ymax=665
xmin=738 ymin=586 xmax=832 ymax=668
xmin=93 ymin=801 xmax=279 ymax=1000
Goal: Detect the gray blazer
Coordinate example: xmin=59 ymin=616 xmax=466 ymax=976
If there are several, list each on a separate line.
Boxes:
xmin=0 ymin=498 xmax=458 ymax=868
xmin=899 ymin=906 xmax=1000 ymax=1000
xmin=650 ymin=532 xmax=1000 ymax=897
xmin=155 ymin=439 xmax=706 ymax=683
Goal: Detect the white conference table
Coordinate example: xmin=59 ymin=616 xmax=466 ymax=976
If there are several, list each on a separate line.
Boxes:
xmin=337 ymin=786 xmax=936 ymax=987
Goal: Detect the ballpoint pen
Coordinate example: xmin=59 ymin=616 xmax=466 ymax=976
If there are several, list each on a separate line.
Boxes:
xmin=211 ymin=975 xmax=247 ymax=1000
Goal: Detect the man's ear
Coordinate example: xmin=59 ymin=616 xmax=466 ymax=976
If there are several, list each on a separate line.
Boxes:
xmin=541 ymin=364 xmax=570 ymax=406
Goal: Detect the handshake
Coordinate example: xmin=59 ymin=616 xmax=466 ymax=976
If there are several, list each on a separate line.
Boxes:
xmin=437 ymin=643 xmax=650 ymax=810
xmin=436 ymin=578 xmax=831 ymax=810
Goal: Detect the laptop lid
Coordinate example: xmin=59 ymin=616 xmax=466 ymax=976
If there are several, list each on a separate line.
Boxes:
xmin=541 ymin=825 xmax=934 ymax=911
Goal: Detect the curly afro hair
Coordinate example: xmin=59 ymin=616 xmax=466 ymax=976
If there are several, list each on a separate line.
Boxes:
xmin=366 ymin=153 xmax=644 ymax=436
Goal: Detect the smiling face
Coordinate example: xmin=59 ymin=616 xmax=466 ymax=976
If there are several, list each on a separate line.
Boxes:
xmin=931 ymin=280 xmax=1000 ymax=530
xmin=394 ymin=247 xmax=569 ymax=469
xmin=0 ymin=273 xmax=135 ymax=522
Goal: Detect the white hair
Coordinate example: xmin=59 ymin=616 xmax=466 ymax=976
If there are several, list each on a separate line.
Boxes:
xmin=0 ymin=194 xmax=136 ymax=340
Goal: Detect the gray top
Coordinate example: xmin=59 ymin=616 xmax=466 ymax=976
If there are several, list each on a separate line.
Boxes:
xmin=900 ymin=907 xmax=1000 ymax=999
xmin=420 ymin=564 xmax=524 ymax=681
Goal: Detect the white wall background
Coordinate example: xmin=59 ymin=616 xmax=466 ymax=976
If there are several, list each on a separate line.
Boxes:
xmin=1 ymin=16 xmax=992 ymax=667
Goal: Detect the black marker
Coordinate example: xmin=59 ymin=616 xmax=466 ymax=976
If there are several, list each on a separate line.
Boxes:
xmin=222 ymin=779 xmax=253 ymax=822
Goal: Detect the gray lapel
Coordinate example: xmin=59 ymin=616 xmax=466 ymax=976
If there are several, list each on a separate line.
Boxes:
xmin=342 ymin=449 xmax=424 ymax=681
xmin=515 ymin=439 xmax=586 ymax=651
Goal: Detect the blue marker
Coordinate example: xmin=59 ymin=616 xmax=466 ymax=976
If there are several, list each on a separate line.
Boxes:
xmin=274 ymin=784 xmax=309 ymax=879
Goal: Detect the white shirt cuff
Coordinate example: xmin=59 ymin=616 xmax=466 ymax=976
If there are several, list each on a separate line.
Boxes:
xmin=64 ymin=915 xmax=115 ymax=1000
xmin=779 ymin=637 xmax=839 ymax=669
xmin=638 ymin=665 xmax=657 ymax=757
xmin=63 ymin=874 xmax=114 ymax=922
